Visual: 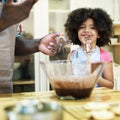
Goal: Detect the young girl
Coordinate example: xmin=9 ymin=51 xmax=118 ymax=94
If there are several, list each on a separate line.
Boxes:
xmin=64 ymin=8 xmax=114 ymax=89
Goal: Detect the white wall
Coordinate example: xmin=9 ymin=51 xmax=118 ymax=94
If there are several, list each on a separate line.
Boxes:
xmin=21 ymin=10 xmax=34 ymax=36
xmin=22 ymin=0 xmax=120 ymax=36
xmin=70 ymin=0 xmax=115 ymax=20
xmin=34 ymin=0 xmax=50 ymax=92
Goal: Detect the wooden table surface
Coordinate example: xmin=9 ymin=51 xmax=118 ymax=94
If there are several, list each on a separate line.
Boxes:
xmin=0 ymin=87 xmax=120 ymax=120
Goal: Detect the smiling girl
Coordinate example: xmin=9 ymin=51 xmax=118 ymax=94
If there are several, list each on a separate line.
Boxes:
xmin=64 ymin=8 xmax=114 ymax=89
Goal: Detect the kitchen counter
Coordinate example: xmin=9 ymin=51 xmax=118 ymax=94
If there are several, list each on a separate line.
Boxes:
xmin=1 ymin=87 xmax=120 ymax=120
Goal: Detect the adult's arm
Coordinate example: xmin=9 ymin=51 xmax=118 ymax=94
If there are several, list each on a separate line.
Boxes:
xmin=15 ymin=33 xmax=62 ymax=56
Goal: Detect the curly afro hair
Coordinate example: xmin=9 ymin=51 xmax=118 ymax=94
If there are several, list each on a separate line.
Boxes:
xmin=64 ymin=8 xmax=113 ymax=47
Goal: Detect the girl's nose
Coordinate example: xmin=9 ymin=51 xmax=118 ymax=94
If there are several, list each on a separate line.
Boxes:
xmin=82 ymin=30 xmax=91 ymax=37
xmin=84 ymin=27 xmax=91 ymax=32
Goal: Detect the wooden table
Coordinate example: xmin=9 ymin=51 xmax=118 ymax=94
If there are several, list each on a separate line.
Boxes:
xmin=0 ymin=87 xmax=120 ymax=120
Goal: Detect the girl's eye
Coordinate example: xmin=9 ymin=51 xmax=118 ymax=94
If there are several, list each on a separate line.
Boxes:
xmin=90 ymin=26 xmax=96 ymax=29
xmin=79 ymin=26 xmax=96 ymax=30
xmin=79 ymin=26 xmax=85 ymax=29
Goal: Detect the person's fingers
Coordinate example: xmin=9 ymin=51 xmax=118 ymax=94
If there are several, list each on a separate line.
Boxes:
xmin=81 ymin=37 xmax=86 ymax=44
xmin=6 ymin=0 xmax=12 ymax=3
xmin=49 ymin=42 xmax=55 ymax=46
xmin=39 ymin=43 xmax=56 ymax=56
xmin=48 ymin=45 xmax=57 ymax=51
xmin=49 ymin=32 xmax=63 ymax=39
xmin=6 ymin=0 xmax=13 ymax=4
xmin=44 ymin=46 xmax=56 ymax=56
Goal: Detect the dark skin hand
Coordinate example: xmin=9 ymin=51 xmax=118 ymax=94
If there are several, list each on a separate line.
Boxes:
xmin=0 ymin=0 xmax=38 ymax=31
xmin=15 ymin=33 xmax=62 ymax=56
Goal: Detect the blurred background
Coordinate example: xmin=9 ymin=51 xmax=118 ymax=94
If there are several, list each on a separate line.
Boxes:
xmin=13 ymin=0 xmax=120 ymax=92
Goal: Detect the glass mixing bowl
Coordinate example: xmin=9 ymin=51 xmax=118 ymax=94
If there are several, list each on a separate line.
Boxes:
xmin=40 ymin=60 xmax=105 ymax=100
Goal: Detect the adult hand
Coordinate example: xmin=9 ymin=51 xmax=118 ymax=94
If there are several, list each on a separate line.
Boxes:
xmin=38 ymin=33 xmax=63 ymax=56
xmin=0 ymin=0 xmax=38 ymax=31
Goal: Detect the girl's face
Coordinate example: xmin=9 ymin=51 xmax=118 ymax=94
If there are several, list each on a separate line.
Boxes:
xmin=78 ymin=18 xmax=99 ymax=48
